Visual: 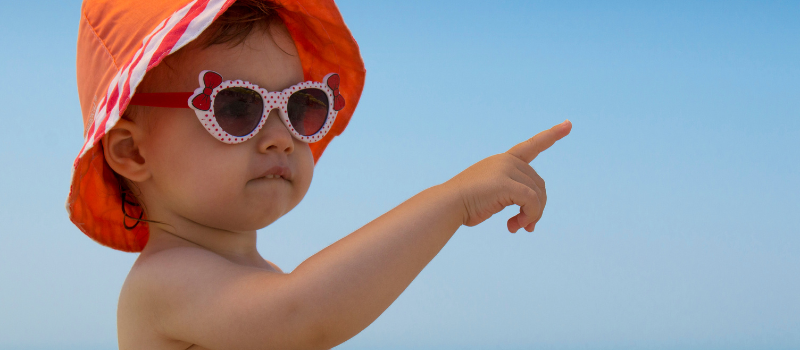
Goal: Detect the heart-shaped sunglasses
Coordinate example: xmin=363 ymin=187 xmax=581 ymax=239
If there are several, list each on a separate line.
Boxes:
xmin=130 ymin=70 xmax=345 ymax=144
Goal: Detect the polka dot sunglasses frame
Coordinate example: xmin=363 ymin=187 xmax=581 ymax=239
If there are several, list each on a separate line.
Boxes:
xmin=130 ymin=70 xmax=346 ymax=144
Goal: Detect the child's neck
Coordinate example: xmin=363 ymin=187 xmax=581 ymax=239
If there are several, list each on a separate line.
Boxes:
xmin=144 ymin=224 xmax=266 ymax=267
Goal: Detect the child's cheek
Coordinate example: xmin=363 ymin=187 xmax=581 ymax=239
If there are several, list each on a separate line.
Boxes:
xmin=146 ymin=111 xmax=247 ymax=214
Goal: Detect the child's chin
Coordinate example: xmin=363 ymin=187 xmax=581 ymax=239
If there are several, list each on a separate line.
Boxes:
xmin=192 ymin=209 xmax=283 ymax=232
xmin=239 ymin=211 xmax=287 ymax=231
xmin=202 ymin=194 xmax=299 ymax=230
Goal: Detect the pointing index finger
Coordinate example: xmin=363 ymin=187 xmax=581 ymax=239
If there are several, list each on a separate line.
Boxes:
xmin=507 ymin=120 xmax=572 ymax=163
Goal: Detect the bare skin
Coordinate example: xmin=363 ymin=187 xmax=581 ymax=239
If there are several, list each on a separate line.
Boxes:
xmin=106 ymin=21 xmax=572 ymax=350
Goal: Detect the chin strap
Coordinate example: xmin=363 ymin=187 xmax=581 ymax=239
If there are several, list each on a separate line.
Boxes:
xmin=120 ymin=190 xmax=144 ymax=230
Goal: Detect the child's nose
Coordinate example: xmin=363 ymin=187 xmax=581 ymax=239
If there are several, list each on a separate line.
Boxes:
xmin=256 ymin=109 xmax=294 ymax=154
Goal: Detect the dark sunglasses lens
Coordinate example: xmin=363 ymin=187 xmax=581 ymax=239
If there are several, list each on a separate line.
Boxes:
xmin=287 ymin=88 xmax=329 ymax=136
xmin=214 ymin=87 xmax=264 ymax=137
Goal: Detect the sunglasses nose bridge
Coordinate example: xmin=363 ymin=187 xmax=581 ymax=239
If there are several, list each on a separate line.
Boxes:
xmin=260 ymin=91 xmax=289 ymax=130
xmin=255 ymin=101 xmax=295 ymax=154
xmin=261 ymin=90 xmax=283 ymax=115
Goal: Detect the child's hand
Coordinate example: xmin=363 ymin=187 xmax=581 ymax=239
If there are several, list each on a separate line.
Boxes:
xmin=447 ymin=120 xmax=572 ymax=233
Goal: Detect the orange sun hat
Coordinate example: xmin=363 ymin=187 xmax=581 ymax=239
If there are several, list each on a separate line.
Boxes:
xmin=68 ymin=0 xmax=366 ymax=252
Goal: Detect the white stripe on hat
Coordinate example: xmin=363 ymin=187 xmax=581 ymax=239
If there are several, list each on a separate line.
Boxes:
xmin=77 ymin=0 xmax=233 ymax=159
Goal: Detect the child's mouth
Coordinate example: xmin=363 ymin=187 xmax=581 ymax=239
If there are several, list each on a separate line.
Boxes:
xmin=255 ymin=165 xmax=292 ymax=181
xmin=258 ymin=174 xmax=286 ymax=180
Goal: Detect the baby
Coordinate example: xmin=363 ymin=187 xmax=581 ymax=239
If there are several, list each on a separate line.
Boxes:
xmin=67 ymin=0 xmax=571 ymax=349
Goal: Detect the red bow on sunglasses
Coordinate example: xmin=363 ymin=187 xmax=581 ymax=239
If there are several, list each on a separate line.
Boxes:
xmin=327 ymin=74 xmax=345 ymax=111
xmin=192 ymin=71 xmax=223 ymax=111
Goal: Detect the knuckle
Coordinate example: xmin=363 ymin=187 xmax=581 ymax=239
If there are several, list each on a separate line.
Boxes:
xmin=503 ymin=179 xmax=521 ymax=193
xmin=525 ymin=137 xmax=539 ymax=148
xmin=526 ymin=186 xmax=540 ymax=202
xmin=502 ymin=154 xmax=520 ymax=168
xmin=507 ymin=165 xmax=522 ymax=177
xmin=511 ymin=156 xmax=529 ymax=167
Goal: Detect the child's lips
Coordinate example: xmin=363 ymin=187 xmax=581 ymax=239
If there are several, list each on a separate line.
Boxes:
xmin=255 ymin=165 xmax=292 ymax=181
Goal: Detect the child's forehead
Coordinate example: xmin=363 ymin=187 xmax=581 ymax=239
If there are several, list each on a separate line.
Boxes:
xmin=149 ymin=23 xmax=303 ymax=93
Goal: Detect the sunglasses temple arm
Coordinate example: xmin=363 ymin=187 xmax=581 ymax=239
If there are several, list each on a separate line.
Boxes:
xmin=129 ymin=92 xmax=194 ymax=108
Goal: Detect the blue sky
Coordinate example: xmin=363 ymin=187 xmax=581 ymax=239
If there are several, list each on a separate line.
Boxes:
xmin=1 ymin=1 xmax=798 ymax=349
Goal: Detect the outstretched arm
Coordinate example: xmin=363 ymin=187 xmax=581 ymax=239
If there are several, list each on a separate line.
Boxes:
xmin=294 ymin=120 xmax=573 ymax=348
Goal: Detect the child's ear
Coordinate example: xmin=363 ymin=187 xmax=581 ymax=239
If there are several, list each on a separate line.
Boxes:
xmin=103 ymin=118 xmax=151 ymax=183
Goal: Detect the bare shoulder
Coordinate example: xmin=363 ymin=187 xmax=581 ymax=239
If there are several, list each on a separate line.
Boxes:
xmin=118 ymin=247 xmax=235 ymax=349
xmin=118 ymin=247 xmax=295 ymax=349
xmin=119 ymin=246 xmax=242 ymax=318
xmin=123 ymin=247 xmax=234 ymax=300
xmin=131 ymin=246 xmax=235 ymax=282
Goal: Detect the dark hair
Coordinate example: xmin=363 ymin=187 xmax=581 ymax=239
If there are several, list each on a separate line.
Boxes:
xmin=119 ymin=0 xmax=284 ymax=231
xmin=198 ymin=0 xmax=282 ymax=49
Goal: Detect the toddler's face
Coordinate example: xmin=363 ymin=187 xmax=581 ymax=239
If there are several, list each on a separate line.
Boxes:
xmin=132 ymin=23 xmax=313 ymax=232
